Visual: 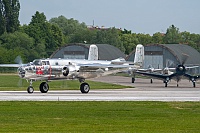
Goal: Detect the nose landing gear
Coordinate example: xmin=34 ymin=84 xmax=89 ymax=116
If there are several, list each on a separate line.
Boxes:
xmin=27 ymin=86 xmax=34 ymax=93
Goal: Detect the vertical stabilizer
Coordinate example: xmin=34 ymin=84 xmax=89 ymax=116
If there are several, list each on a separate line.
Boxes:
xmin=134 ymin=44 xmax=144 ymax=67
xmin=88 ymin=44 xmax=98 ymax=60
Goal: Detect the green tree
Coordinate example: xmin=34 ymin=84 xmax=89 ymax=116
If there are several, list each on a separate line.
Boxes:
xmin=50 ymin=16 xmax=87 ymax=36
xmin=137 ymin=33 xmax=152 ymax=45
xmin=189 ymin=33 xmax=200 ymax=52
xmin=0 ymin=0 xmax=20 ymax=35
xmin=94 ymin=28 xmax=125 ymax=52
xmin=49 ymin=15 xmax=88 ymax=44
xmin=0 ymin=31 xmax=35 ymax=62
xmin=120 ymin=33 xmax=139 ymax=54
xmin=152 ymin=32 xmax=164 ymax=44
xmin=164 ymin=25 xmax=181 ymax=44
xmin=24 ymin=11 xmax=64 ymax=57
xmin=180 ymin=31 xmax=191 ymax=44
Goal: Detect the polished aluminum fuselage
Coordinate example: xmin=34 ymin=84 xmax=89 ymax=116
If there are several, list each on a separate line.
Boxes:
xmin=19 ymin=58 xmax=130 ymax=81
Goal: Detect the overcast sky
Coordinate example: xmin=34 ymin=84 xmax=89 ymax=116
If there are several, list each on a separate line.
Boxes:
xmin=19 ymin=0 xmax=200 ymax=35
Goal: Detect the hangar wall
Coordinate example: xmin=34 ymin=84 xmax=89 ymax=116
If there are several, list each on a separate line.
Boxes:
xmin=50 ymin=43 xmax=126 ymax=61
xmin=50 ymin=44 xmax=89 ymax=59
xmin=127 ymin=44 xmax=200 ymax=74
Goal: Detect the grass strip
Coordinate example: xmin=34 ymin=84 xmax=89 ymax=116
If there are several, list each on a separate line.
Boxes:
xmin=0 ymin=101 xmax=200 ymax=132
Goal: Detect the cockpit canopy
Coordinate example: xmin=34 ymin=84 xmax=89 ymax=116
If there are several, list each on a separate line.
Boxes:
xmin=33 ymin=59 xmax=50 ymax=66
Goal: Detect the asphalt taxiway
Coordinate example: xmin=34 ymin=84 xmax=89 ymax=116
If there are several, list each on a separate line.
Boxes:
xmin=0 ymin=76 xmax=200 ymax=101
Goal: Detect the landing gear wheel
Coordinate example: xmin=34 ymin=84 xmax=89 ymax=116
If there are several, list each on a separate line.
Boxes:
xmin=80 ymin=83 xmax=90 ymax=93
xmin=27 ymin=86 xmax=34 ymax=94
xmin=150 ymin=78 xmax=153 ymax=84
xmin=193 ymin=82 xmax=196 ymax=88
xmin=40 ymin=82 xmax=49 ymax=93
xmin=177 ymin=84 xmax=179 ymax=87
xmin=132 ymin=77 xmax=135 ymax=83
xmin=165 ymin=82 xmax=168 ymax=87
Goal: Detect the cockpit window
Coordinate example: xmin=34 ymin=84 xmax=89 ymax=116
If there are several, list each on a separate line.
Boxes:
xmin=46 ymin=61 xmax=50 ymax=65
xmin=33 ymin=60 xmax=42 ymax=66
xmin=42 ymin=61 xmax=46 ymax=65
xmin=42 ymin=61 xmax=50 ymax=65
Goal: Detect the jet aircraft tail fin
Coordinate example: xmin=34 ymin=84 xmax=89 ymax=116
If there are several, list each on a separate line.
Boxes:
xmin=88 ymin=44 xmax=98 ymax=60
xmin=134 ymin=44 xmax=144 ymax=67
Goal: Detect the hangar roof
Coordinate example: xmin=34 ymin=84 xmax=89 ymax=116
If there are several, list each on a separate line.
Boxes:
xmin=50 ymin=43 xmax=125 ymax=60
xmin=93 ymin=44 xmax=125 ymax=60
xmin=81 ymin=44 xmax=126 ymax=60
xmin=159 ymin=44 xmax=200 ymax=65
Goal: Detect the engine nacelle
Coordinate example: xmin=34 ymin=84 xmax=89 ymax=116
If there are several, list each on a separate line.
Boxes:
xmin=176 ymin=65 xmax=186 ymax=75
xmin=62 ymin=65 xmax=78 ymax=78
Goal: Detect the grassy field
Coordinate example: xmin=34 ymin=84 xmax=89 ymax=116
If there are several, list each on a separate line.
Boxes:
xmin=0 ymin=74 xmax=132 ymax=91
xmin=0 ymin=101 xmax=200 ymax=132
xmin=1 ymin=74 xmax=200 ymax=132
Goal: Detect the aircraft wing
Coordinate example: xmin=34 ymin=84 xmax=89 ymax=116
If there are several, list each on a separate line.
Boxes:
xmin=184 ymin=73 xmax=200 ymax=81
xmin=78 ymin=63 xmax=132 ymax=69
xmin=137 ymin=68 xmax=163 ymax=72
xmin=76 ymin=63 xmax=132 ymax=78
xmin=135 ymin=71 xmax=176 ymax=81
xmin=186 ymin=66 xmax=199 ymax=69
xmin=0 ymin=64 xmax=22 ymax=67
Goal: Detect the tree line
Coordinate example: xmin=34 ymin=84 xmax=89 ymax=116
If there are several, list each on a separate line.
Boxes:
xmin=0 ymin=0 xmax=200 ymax=64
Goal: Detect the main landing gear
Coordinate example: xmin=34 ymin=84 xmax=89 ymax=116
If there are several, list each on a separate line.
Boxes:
xmin=163 ymin=79 xmax=196 ymax=88
xmin=79 ymin=78 xmax=90 ymax=93
xmin=193 ymin=82 xmax=196 ymax=88
xmin=131 ymin=77 xmax=135 ymax=83
xmin=27 ymin=79 xmax=90 ymax=94
xmin=164 ymin=80 xmax=168 ymax=87
xmin=80 ymin=82 xmax=90 ymax=93
xmin=150 ymin=78 xmax=153 ymax=84
xmin=27 ymin=81 xmax=49 ymax=94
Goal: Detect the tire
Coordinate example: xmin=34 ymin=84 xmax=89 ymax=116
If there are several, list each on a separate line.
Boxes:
xmin=193 ymin=82 xmax=196 ymax=88
xmin=40 ymin=82 xmax=49 ymax=93
xmin=132 ymin=77 xmax=135 ymax=83
xmin=150 ymin=79 xmax=153 ymax=84
xmin=80 ymin=83 xmax=90 ymax=93
xmin=165 ymin=82 xmax=167 ymax=87
xmin=27 ymin=86 xmax=34 ymax=94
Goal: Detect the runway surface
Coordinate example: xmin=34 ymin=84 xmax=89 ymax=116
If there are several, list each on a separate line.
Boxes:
xmin=0 ymin=76 xmax=200 ymax=101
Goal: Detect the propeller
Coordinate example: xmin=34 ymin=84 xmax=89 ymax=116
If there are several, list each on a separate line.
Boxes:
xmin=175 ymin=53 xmax=189 ymax=75
xmin=14 ymin=55 xmax=23 ymax=65
xmin=181 ymin=53 xmax=189 ymax=65
xmin=14 ymin=56 xmax=25 ymax=87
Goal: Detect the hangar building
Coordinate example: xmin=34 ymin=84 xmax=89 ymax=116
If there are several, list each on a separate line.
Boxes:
xmin=126 ymin=44 xmax=200 ymax=74
xmin=50 ymin=43 xmax=126 ymax=60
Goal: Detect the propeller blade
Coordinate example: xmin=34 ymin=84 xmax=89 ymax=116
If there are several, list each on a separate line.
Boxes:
xmin=18 ymin=78 xmax=23 ymax=87
xmin=181 ymin=53 xmax=189 ymax=65
xmin=14 ymin=56 xmax=23 ymax=65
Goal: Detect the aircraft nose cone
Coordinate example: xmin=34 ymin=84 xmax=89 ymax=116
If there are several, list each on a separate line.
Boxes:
xmin=179 ymin=66 xmax=183 ymax=70
xmin=18 ymin=67 xmax=26 ymax=78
